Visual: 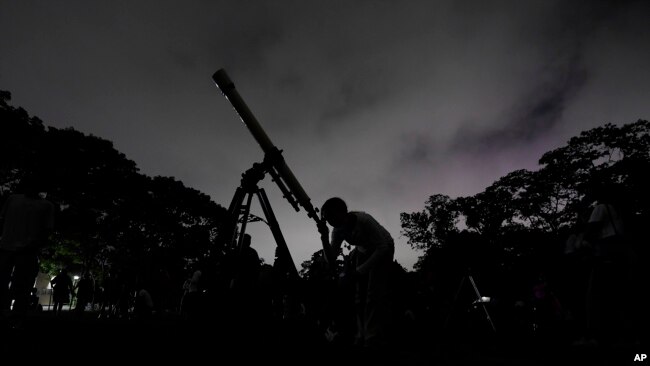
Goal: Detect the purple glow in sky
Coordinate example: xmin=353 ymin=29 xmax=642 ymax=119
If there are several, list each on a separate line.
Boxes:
xmin=1 ymin=1 xmax=649 ymax=270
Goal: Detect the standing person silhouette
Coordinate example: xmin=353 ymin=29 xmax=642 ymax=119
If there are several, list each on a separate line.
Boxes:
xmin=181 ymin=266 xmax=203 ymax=320
xmin=74 ymin=272 xmax=93 ymax=315
xmin=320 ymin=197 xmax=395 ymax=350
xmin=51 ymin=268 xmax=73 ymax=316
xmin=230 ymin=234 xmax=261 ymax=322
xmin=581 ymin=182 xmax=634 ymax=346
xmin=0 ymin=174 xmax=55 ymax=320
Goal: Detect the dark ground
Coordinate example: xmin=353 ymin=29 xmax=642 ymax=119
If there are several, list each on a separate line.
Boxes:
xmin=0 ymin=310 xmax=646 ymax=365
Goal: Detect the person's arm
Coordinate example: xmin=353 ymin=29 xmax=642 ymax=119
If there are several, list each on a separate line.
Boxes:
xmin=328 ymin=229 xmax=344 ymax=263
xmin=318 ymin=221 xmax=336 ymax=266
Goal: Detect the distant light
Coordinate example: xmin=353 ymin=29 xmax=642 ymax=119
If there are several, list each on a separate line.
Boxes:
xmin=480 ymin=296 xmax=491 ymax=303
xmin=73 ymin=276 xmax=80 ymax=280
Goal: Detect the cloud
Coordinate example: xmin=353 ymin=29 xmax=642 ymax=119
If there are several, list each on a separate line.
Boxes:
xmin=449 ymin=51 xmax=589 ymax=154
xmin=2 ymin=0 xmax=649 ymax=271
xmin=320 ymin=65 xmax=389 ymax=122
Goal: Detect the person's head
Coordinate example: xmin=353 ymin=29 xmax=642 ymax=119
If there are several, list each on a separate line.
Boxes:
xmin=321 ymin=197 xmax=348 ymax=228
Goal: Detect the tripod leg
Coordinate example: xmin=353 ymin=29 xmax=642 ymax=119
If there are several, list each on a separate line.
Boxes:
xmin=228 ymin=187 xmax=246 ymax=214
xmin=468 ymin=275 xmax=496 ymax=333
xmin=226 ymin=187 xmax=247 ymax=250
xmin=236 ymin=193 xmax=255 ymax=251
xmin=256 ymin=188 xmax=299 ymax=280
xmin=227 ymin=192 xmax=254 ymax=292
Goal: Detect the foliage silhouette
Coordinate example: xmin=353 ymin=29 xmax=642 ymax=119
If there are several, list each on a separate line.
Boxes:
xmin=0 ymin=90 xmax=228 ymax=311
xmin=402 ymin=119 xmax=650 ymax=273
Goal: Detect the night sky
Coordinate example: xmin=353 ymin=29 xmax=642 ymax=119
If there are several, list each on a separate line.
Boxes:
xmin=1 ymin=1 xmax=649 ymax=270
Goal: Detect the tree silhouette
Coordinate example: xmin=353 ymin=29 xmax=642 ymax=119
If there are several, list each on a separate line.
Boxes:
xmin=402 ymin=119 xmax=650 ymax=275
xmin=1 ymin=90 xmax=229 ymax=308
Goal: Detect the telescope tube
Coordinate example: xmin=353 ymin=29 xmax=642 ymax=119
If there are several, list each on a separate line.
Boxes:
xmin=212 ymin=69 xmax=321 ymax=222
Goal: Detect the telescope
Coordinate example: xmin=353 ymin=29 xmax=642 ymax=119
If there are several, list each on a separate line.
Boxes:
xmin=212 ymin=69 xmax=334 ymax=278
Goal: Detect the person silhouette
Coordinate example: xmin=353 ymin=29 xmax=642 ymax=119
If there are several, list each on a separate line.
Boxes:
xmin=320 ymin=197 xmax=395 ymax=350
xmin=51 ymin=268 xmax=73 ymax=316
xmin=580 ymin=182 xmax=635 ymax=346
xmin=134 ymin=275 xmax=154 ymax=320
xmin=74 ymin=272 xmax=93 ymax=315
xmin=230 ymin=234 xmax=261 ymax=322
xmin=181 ymin=266 xmax=203 ymax=320
xmin=0 ymin=173 xmax=55 ymax=318
xmin=29 ymin=287 xmax=43 ymax=311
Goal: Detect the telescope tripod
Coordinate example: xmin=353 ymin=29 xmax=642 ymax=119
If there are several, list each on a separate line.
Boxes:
xmin=444 ymin=268 xmax=496 ymax=333
xmin=226 ymin=161 xmax=299 ymax=281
